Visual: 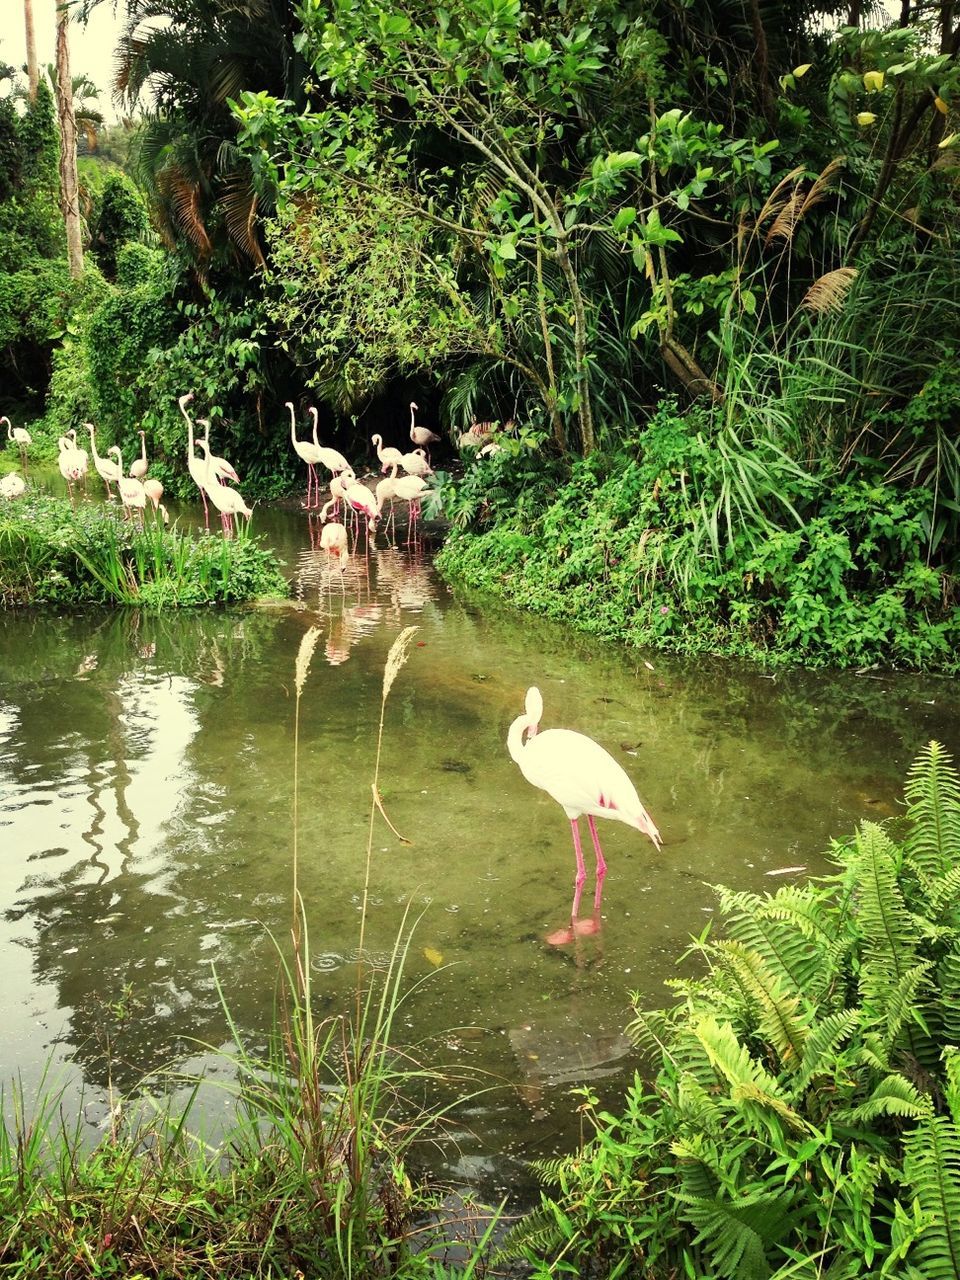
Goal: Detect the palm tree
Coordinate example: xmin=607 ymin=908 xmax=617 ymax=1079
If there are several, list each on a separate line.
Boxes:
xmin=114 ymin=0 xmax=303 ymax=274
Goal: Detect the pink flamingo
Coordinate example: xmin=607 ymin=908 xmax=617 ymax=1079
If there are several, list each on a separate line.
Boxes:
xmin=178 ymin=392 xmax=211 ymax=528
xmin=288 ymin=401 xmax=323 ymax=508
xmin=309 ymin=408 xmax=351 ymax=478
xmin=408 ymin=401 xmax=441 ymax=461
xmin=129 ymin=430 xmax=149 ymax=480
xmin=507 ymin=687 xmax=661 ymax=940
xmin=57 ymin=434 xmax=87 ymax=501
xmin=319 ymin=520 xmax=349 ymax=596
xmin=3 ymin=416 xmax=31 ymax=468
xmin=372 ymin=433 xmax=404 ymax=475
xmin=392 ymin=473 xmax=429 ymax=543
xmin=195 ymin=438 xmax=252 ymax=537
xmin=198 ymin=419 xmax=240 ymax=486
xmin=343 ymin=479 xmax=380 ymax=553
xmin=143 ymin=477 xmax=164 ymax=511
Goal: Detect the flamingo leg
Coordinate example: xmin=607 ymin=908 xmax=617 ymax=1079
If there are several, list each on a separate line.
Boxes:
xmin=569 ymin=818 xmax=587 ymax=920
xmin=586 ymin=815 xmax=608 ymax=910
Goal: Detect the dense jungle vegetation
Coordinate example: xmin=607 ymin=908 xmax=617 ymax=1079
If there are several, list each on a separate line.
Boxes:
xmin=2 ymin=0 xmax=959 ymax=663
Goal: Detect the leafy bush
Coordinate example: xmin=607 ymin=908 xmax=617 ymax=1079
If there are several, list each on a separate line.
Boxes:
xmin=505 ymin=742 xmax=960 ymax=1280
xmin=436 ymin=400 xmax=960 ymax=671
xmin=0 ymin=494 xmax=288 ymax=607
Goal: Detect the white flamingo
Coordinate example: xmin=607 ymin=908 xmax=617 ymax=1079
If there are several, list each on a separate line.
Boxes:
xmin=309 ymin=408 xmax=351 ymax=477
xmin=0 ymin=471 xmax=26 ymax=499
xmin=372 ymin=433 xmax=404 ymax=475
xmin=86 ymin=422 xmax=121 ymax=496
xmin=196 ymin=438 xmax=252 ymax=537
xmin=319 ymin=468 xmax=356 ymax=522
xmin=198 ymin=419 xmax=240 ymax=486
xmin=288 ymin=401 xmax=323 ymax=508
xmin=408 ymin=401 xmax=441 ymax=460
xmin=109 ymin=446 xmax=148 ymax=522
xmin=57 ymin=435 xmax=87 ymax=500
xmin=3 ymin=417 xmax=31 ymax=468
xmin=178 ymin=392 xmax=211 ymax=527
xmin=508 ymin=687 xmax=661 ymax=939
xmin=398 ymin=449 xmax=433 ymax=479
xmin=129 ymin=430 xmax=149 ymax=479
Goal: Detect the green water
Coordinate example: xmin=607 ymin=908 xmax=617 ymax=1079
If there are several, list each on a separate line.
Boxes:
xmin=2 ymin=497 xmax=959 ymax=1198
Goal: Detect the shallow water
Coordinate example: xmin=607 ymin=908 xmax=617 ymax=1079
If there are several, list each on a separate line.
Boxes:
xmin=2 ymin=492 xmax=959 ymax=1200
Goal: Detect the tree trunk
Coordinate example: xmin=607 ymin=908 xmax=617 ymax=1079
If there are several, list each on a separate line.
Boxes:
xmin=24 ymin=0 xmax=38 ymax=102
xmin=54 ymin=0 xmax=83 ymax=278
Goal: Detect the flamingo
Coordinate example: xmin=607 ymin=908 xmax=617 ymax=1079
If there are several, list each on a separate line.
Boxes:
xmin=143 ymin=477 xmax=164 ymax=510
xmin=319 ymin=468 xmax=356 ymax=522
xmin=57 ymin=435 xmax=86 ymax=500
xmin=343 ymin=478 xmax=380 ymax=551
xmin=392 ymin=473 xmax=430 ymax=542
xmin=109 ymin=446 xmax=148 ymax=522
xmin=3 ymin=417 xmax=31 ymax=468
xmin=195 ymin=438 xmax=252 ymax=537
xmin=409 ymin=401 xmax=441 ymax=460
xmin=198 ymin=419 xmax=240 ymax=486
xmin=130 ymin=430 xmax=149 ymax=480
xmin=319 ymin=521 xmax=349 ymax=594
xmin=372 ymin=433 xmax=404 ymax=475
xmin=66 ymin=429 xmax=89 ymax=477
xmin=288 ymin=401 xmax=324 ymax=508
xmin=309 ymin=408 xmax=351 ymax=477
xmin=507 ymin=687 xmax=661 ymax=937
xmin=178 ymin=392 xmax=211 ymax=527
xmin=86 ymin=422 xmax=121 ymax=496
xmin=398 ymin=449 xmax=433 ymax=479
xmin=0 ymin=471 xmax=26 ymax=499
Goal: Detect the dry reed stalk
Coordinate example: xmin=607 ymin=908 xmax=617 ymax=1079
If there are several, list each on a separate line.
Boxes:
xmin=800 ymin=267 xmax=859 ymax=315
xmin=357 ymin=627 xmax=420 ymax=1022
xmin=292 ymin=625 xmax=321 ymax=959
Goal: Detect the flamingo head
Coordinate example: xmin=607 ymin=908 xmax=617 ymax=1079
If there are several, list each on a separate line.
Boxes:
xmin=178 ymin=392 xmax=194 ymax=409
xmin=410 ymin=401 xmax=418 ymax=411
xmin=524 ymin=686 xmax=543 ymax=737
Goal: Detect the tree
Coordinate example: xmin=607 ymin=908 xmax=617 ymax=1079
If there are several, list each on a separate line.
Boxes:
xmin=23 ymin=0 xmax=38 ymax=103
xmin=54 ymin=0 xmax=83 ymax=277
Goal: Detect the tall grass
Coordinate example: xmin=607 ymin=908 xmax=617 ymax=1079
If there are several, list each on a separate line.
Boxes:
xmin=0 ymin=626 xmax=501 ymax=1277
xmin=0 ymin=494 xmax=287 ymax=607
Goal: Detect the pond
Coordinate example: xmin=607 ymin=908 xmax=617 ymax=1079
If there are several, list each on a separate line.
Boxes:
xmin=2 ymin=491 xmax=959 ymax=1204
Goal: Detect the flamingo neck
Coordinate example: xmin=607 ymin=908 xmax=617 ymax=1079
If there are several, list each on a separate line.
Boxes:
xmin=507 ymin=711 xmax=537 ymax=765
xmin=310 ymin=408 xmax=319 ymax=446
xmin=289 ymin=403 xmax=297 ymax=445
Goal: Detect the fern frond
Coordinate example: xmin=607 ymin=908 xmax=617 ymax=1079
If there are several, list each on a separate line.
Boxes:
xmin=794 ymin=1009 xmax=860 ymax=1092
xmin=903 ymin=1115 xmax=960 ymax=1278
xmin=674 ymin=1186 xmax=796 ymax=1280
xmin=710 ymin=940 xmax=810 ymax=1067
xmin=904 ymin=741 xmax=960 ymax=881
xmin=843 ymin=1073 xmax=934 ymax=1125
xmin=881 ymin=961 xmax=934 ymax=1053
xmin=716 ymin=884 xmax=830 ymax=995
xmin=939 ymin=958 xmax=960 ymax=1060
xmin=849 ymin=822 xmax=921 ymax=1015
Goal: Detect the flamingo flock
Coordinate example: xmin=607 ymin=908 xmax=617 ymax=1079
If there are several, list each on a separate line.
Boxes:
xmin=3 ymin=395 xmax=459 ymax=548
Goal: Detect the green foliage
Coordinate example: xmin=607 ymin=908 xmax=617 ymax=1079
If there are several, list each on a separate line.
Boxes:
xmin=437 ymin=398 xmax=960 ymax=671
xmin=0 ymin=494 xmax=287 ymax=607
xmin=89 ymin=171 xmax=150 ymax=278
xmin=503 ymin=743 xmax=960 ymax=1280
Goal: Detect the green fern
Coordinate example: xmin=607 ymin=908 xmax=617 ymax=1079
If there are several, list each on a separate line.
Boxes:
xmin=904 ymin=742 xmax=960 ymax=881
xmin=793 ymin=1009 xmax=860 ymax=1092
xmin=850 ymin=823 xmax=922 ymax=1023
xmin=709 ymin=940 xmax=810 ymax=1068
xmin=715 ymin=885 xmax=830 ymax=997
xmin=903 ymin=1115 xmax=960 ymax=1280
xmin=843 ymin=1073 xmax=934 ymax=1126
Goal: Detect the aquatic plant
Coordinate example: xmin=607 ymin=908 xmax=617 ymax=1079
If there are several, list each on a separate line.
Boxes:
xmin=0 ymin=493 xmax=287 ymax=607
xmin=502 ymin=740 xmax=960 ymax=1279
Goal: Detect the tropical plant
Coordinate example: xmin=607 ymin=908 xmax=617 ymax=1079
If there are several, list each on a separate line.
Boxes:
xmin=501 ymin=741 xmax=960 ymax=1279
